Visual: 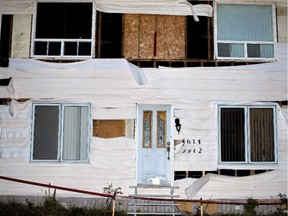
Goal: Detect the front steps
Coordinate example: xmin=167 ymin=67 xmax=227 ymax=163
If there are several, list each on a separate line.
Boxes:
xmin=127 ymin=185 xmax=182 ymax=215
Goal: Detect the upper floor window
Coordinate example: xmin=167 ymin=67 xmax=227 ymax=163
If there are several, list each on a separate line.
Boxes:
xmin=32 ymin=104 xmax=91 ymax=162
xmin=215 ymin=4 xmax=276 ymax=60
xmin=32 ymin=2 xmax=94 ymax=58
xmin=219 ymin=105 xmax=277 ymax=164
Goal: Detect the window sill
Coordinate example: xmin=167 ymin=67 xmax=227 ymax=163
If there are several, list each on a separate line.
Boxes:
xmin=218 ymin=162 xmax=279 ymax=170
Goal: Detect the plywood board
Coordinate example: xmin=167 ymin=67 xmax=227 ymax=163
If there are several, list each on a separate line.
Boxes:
xmin=123 ymin=14 xmax=186 ymax=59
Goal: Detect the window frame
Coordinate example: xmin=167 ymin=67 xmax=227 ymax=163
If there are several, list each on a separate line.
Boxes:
xmin=218 ymin=105 xmax=278 ymax=165
xmin=214 ymin=3 xmax=277 ymax=60
xmin=31 ymin=103 xmax=91 ymax=163
xmin=31 ymin=0 xmax=96 ymax=59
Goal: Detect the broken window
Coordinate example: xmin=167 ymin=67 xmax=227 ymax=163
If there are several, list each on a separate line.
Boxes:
xmin=216 ymin=4 xmax=276 ymax=59
xmin=32 ymin=3 xmax=93 ymax=58
xmin=32 ymin=104 xmax=90 ymax=162
xmin=219 ymin=105 xmax=277 ymax=163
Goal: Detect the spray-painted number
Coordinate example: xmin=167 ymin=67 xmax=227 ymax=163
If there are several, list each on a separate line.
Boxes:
xmin=180 ymin=139 xmax=202 ymax=154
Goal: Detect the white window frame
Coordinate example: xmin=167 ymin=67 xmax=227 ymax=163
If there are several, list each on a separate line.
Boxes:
xmin=31 ymin=0 xmax=96 ymax=59
xmin=31 ymin=103 xmax=91 ymax=162
xmin=218 ymin=105 xmax=278 ymax=165
xmin=214 ymin=3 xmax=277 ymax=60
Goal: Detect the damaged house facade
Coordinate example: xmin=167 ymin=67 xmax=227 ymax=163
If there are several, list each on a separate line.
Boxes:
xmin=0 ymin=0 xmax=287 ymax=214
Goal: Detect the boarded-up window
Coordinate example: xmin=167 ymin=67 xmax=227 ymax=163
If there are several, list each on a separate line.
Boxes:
xmin=93 ymin=120 xmax=126 ymax=138
xmin=123 ymin=14 xmax=185 ymax=59
xmin=219 ymin=106 xmax=276 ymax=163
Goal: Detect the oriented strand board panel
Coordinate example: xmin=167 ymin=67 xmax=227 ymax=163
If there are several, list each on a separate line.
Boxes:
xmin=123 ymin=14 xmax=186 ymax=59
xmin=93 ymin=120 xmax=126 ymax=138
xmin=123 ymin=14 xmax=139 ymax=58
xmin=157 ymin=15 xmax=185 ymax=59
xmin=139 ymin=14 xmax=155 ymax=59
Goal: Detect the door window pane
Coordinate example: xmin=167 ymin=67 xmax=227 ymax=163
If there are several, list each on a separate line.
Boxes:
xmin=143 ymin=111 xmax=152 ymax=148
xmin=157 ymin=111 xmax=166 ymax=148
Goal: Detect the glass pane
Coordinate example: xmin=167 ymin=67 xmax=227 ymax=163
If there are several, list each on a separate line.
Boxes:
xmin=261 ymin=44 xmax=274 ymax=58
xmin=64 ymin=42 xmax=77 ymax=55
xmin=250 ymin=108 xmax=275 ymax=162
xmin=220 ymin=108 xmax=245 ymax=162
xmin=157 ymin=111 xmax=166 ymax=148
xmin=34 ymin=41 xmax=48 ymax=55
xmin=79 ymin=42 xmax=91 ymax=56
xmin=218 ymin=43 xmax=230 ymax=57
xmin=62 ymin=106 xmax=89 ymax=161
xmin=217 ymin=4 xmax=273 ymax=41
xmin=48 ymin=42 xmax=61 ymax=55
xmin=33 ymin=106 xmax=59 ymax=160
xmin=143 ymin=111 xmax=152 ymax=148
xmin=231 ymin=43 xmax=244 ymax=57
xmin=247 ymin=44 xmax=261 ymax=58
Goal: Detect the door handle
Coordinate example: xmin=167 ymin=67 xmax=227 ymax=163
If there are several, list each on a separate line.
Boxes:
xmin=167 ymin=142 xmax=170 ymax=160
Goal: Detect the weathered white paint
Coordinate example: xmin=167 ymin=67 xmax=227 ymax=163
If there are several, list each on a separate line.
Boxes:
xmin=11 ymin=15 xmax=31 ymax=58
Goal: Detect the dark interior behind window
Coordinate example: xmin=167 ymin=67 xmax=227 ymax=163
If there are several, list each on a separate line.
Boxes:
xmin=36 ymin=3 xmax=92 ymax=39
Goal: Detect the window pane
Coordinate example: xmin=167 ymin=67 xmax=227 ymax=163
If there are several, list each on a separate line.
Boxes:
xmin=143 ymin=111 xmax=152 ymax=148
xmin=79 ymin=42 xmax=92 ymax=56
xmin=218 ymin=43 xmax=230 ymax=57
xmin=36 ymin=3 xmax=92 ymax=39
xmin=261 ymin=44 xmax=274 ymax=58
xmin=220 ymin=108 xmax=245 ymax=162
xmin=157 ymin=111 xmax=166 ymax=148
xmin=62 ymin=106 xmax=89 ymax=161
xmin=247 ymin=44 xmax=261 ymax=58
xmin=64 ymin=42 xmax=77 ymax=55
xmin=48 ymin=42 xmax=61 ymax=55
xmin=33 ymin=106 xmax=59 ymax=160
xmin=250 ymin=108 xmax=275 ymax=162
xmin=34 ymin=42 xmax=47 ymax=55
xmin=219 ymin=43 xmax=244 ymax=58
xmin=217 ymin=4 xmax=273 ymax=41
xmin=231 ymin=43 xmax=244 ymax=57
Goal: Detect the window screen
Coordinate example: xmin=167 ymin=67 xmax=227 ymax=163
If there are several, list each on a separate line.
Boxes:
xmin=33 ymin=106 xmax=59 ymax=160
xmin=220 ymin=108 xmax=245 ymax=162
xmin=250 ymin=108 xmax=275 ymax=162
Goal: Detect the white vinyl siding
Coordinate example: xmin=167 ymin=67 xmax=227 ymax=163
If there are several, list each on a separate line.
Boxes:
xmin=32 ymin=103 xmax=90 ymax=162
xmin=215 ymin=4 xmax=276 ymax=60
xmin=219 ymin=105 xmax=277 ymax=164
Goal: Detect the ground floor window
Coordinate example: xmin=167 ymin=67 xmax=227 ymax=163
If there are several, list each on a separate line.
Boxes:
xmin=32 ymin=103 xmax=90 ymax=162
xmin=219 ymin=105 xmax=277 ymax=164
